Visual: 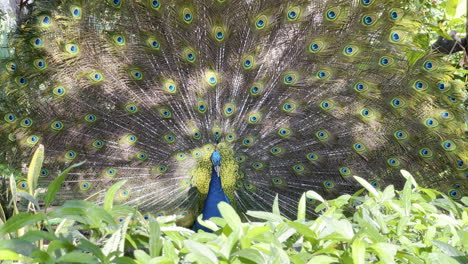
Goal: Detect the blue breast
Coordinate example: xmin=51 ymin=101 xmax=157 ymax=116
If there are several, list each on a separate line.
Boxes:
xmin=193 ymin=151 xmax=230 ymax=232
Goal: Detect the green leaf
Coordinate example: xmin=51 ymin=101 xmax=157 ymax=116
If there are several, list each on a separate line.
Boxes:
xmin=162 ymin=240 xmax=178 ymax=262
xmin=396 ymin=216 xmax=409 ymax=237
xmin=48 ymin=200 xmax=115 ymax=228
xmin=0 ymin=213 xmax=45 ymax=237
xmin=104 ymin=180 xmax=127 ymax=212
xmin=370 ymin=243 xmax=397 ymax=264
xmin=446 ymin=0 xmax=459 ymax=18
xmin=297 ymin=193 xmax=306 ymax=221
xmin=102 ymin=215 xmax=130 ymax=257
xmin=9 ymin=174 xmax=19 ymax=215
xmin=0 ymin=200 xmax=6 ymax=224
xmin=149 ymin=220 xmax=162 ymax=257
xmin=31 ymin=250 xmax=53 ymax=264
xmin=353 ymin=176 xmax=379 ymax=198
xmin=306 ymin=190 xmax=325 ymax=204
xmin=21 ymin=230 xmax=58 ymax=242
xmin=352 ymin=238 xmax=366 ymax=264
xmin=246 ymin=211 xmax=284 ymax=222
xmin=272 ymin=194 xmax=280 ymax=215
xmin=461 ymin=197 xmax=468 ymax=206
xmin=27 ymin=144 xmax=44 ymax=197
xmin=134 ymin=250 xmax=151 ymax=263
xmin=44 ymin=161 xmax=85 ymax=208
xmin=218 ymin=202 xmax=242 ymax=231
xmin=395 ymin=253 xmax=424 ymax=264
xmin=195 ymin=215 xmax=219 ymax=232
xmin=16 ymin=191 xmax=41 ymax=211
xmin=426 ymin=253 xmax=460 ymax=264
xmin=221 ymin=226 xmax=240 ymax=259
xmin=0 ymin=250 xmax=20 ymax=261
xmin=46 ymin=239 xmax=75 ymax=254
xmin=402 ymin=179 xmax=413 ymax=217
xmin=319 ymin=217 xmax=354 ymax=242
xmin=400 ymin=170 xmax=418 ymax=188
xmin=381 ymin=185 xmax=395 ymax=201
xmin=0 ymin=238 xmax=39 ymax=256
xmin=307 ymin=255 xmax=339 ymax=264
xmin=77 ymin=239 xmax=106 ymax=263
xmin=288 ymin=222 xmax=316 ymax=240
xmin=56 ymin=252 xmax=99 ymax=263
xmin=147 ymin=256 xmax=174 ymax=264
xmin=234 ymin=248 xmax=265 ymax=264
xmin=184 ymin=240 xmax=218 ymax=264
xmin=112 ymin=257 xmax=138 ymax=264
xmin=432 ymin=240 xmax=468 ymax=263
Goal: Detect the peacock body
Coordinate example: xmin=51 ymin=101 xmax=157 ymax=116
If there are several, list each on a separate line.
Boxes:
xmin=0 ymin=0 xmax=466 ymax=226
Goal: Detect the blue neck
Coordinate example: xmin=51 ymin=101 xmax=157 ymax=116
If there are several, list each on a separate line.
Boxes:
xmin=193 ymin=151 xmax=230 ymax=232
xmin=201 ymin=165 xmax=230 ymax=218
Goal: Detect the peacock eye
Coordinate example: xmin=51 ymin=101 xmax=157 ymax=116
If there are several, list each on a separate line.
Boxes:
xmin=363 ymin=16 xmax=373 ymax=25
xmin=52 ymin=86 xmax=66 ymax=96
xmin=288 ymin=11 xmax=297 ymax=19
xmin=391 ymin=32 xmax=400 ymax=42
xmin=249 ymin=83 xmax=263 ymax=96
xmin=114 ymin=35 xmax=125 ymax=45
xmin=34 ymin=59 xmax=47 ymax=69
xmin=361 ymin=0 xmax=374 ymax=6
xmin=15 ymin=76 xmax=28 ymax=87
xmin=65 ymin=150 xmax=77 ymax=160
xmin=441 ymin=140 xmax=456 ymax=151
xmin=423 ymin=61 xmax=434 ymax=71
xmin=111 ymin=0 xmax=122 ymax=8
xmin=413 ymin=80 xmax=428 ymax=91
xmin=339 ymin=167 xmax=351 ymax=176
xmin=41 ymin=169 xmax=49 ymax=176
xmin=183 ymin=8 xmax=193 ymax=23
xmin=419 ymin=148 xmax=433 ymax=158
xmin=242 ymin=55 xmax=255 ymax=69
xmin=307 ymin=153 xmax=319 ymax=161
xmin=255 ymin=15 xmax=268 ymax=29
xmin=391 ymin=97 xmax=405 ymax=108
xmin=323 ymin=180 xmax=335 ymax=189
xmin=316 ymin=70 xmax=331 ymax=80
xmin=72 ymin=7 xmax=81 ymax=18
xmin=215 ymin=28 xmax=225 ymax=41
xmin=84 ymin=114 xmax=97 ymax=123
xmin=243 ymin=137 xmax=254 ymax=146
xmin=353 ymin=142 xmax=367 ymax=153
xmin=151 ymin=0 xmax=160 ymax=8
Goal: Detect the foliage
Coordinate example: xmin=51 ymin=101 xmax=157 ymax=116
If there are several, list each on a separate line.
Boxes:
xmin=412 ymin=0 xmax=467 ymax=80
xmin=0 ymin=146 xmax=466 ymax=263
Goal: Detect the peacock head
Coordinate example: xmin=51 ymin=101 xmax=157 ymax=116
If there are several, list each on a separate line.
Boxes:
xmin=211 ymin=150 xmax=222 ymax=167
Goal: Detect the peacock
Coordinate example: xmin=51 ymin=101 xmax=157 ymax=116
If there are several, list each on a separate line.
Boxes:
xmin=0 ymin=0 xmax=466 ymax=229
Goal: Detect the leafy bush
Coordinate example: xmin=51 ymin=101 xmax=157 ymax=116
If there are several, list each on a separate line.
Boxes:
xmin=0 ymin=146 xmax=466 ymax=264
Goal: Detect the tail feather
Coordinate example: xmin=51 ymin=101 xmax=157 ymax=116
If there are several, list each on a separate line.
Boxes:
xmin=0 ymin=0 xmax=465 ymax=220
